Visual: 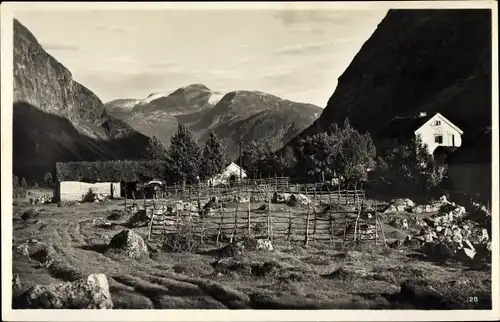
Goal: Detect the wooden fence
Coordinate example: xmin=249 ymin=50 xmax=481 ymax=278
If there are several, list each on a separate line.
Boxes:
xmin=137 ymin=182 xmax=365 ymax=208
xmin=147 ymin=205 xmax=386 ymax=247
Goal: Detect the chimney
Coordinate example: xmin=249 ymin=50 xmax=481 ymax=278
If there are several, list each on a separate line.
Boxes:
xmin=419 ymin=112 xmax=427 ymax=118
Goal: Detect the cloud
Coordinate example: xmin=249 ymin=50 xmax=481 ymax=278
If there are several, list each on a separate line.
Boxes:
xmin=148 ymin=61 xmax=180 ymax=69
xmin=92 ymin=24 xmax=131 ymax=33
xmin=41 ymin=43 xmax=80 ymax=51
xmin=274 ymin=42 xmax=331 ymax=55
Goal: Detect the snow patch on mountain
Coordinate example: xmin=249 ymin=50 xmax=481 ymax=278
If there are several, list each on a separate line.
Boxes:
xmin=139 ymin=92 xmax=170 ymax=105
xmin=208 ymin=92 xmax=225 ymax=105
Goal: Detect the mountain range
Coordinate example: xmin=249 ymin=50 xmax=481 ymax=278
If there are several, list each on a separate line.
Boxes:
xmin=105 ymin=85 xmax=322 ymax=159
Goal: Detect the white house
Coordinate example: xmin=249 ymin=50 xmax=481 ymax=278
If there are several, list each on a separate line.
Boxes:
xmin=378 ymin=112 xmax=463 ymax=155
xmin=207 ymin=162 xmax=247 ymax=186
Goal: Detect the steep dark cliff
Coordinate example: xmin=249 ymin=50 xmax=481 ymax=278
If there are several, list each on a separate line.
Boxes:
xmin=287 ymin=9 xmax=492 ymax=150
xmin=13 ymin=19 xmax=150 ymax=183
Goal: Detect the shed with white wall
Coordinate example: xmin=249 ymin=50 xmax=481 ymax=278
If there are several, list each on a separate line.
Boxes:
xmin=57 ymin=181 xmax=121 ymax=201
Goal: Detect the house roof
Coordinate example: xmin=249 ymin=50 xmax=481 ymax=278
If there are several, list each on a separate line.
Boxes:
xmin=378 ymin=112 xmax=463 ymax=139
xmin=224 ymin=162 xmax=247 ymax=175
xmin=56 ymin=160 xmax=169 ymax=183
xmin=378 ymin=115 xmax=431 ymax=139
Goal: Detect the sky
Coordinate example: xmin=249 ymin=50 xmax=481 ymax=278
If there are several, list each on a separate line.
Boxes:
xmin=14 ymin=9 xmax=387 ymax=107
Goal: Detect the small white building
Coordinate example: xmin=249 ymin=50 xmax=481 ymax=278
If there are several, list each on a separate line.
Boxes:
xmin=379 ymin=112 xmax=463 ymax=155
xmin=57 ymin=181 xmax=121 ymax=201
xmin=207 ymin=162 xmax=247 ymax=186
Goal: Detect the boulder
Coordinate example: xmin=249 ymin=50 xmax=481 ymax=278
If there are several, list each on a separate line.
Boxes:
xmin=391 ymin=198 xmax=415 ymax=208
xmin=256 ymin=239 xmax=273 ymax=252
xmin=390 ymin=218 xmax=409 ymax=230
xmin=470 ymin=227 xmax=489 ymax=244
xmin=15 ymin=274 xmax=113 ymax=309
xmin=294 ymin=193 xmax=311 ymax=206
xmin=127 ymin=210 xmax=150 ymax=228
xmin=13 ymin=273 xmax=22 ymax=294
xmin=21 ymin=209 xmax=39 ymax=221
xmin=211 ymin=257 xmax=250 ymax=274
xmin=107 ymin=229 xmax=148 ymax=259
xmin=384 ymin=205 xmax=399 ymax=213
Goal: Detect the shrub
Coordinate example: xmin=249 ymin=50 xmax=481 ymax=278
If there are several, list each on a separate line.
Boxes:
xmin=82 ymin=188 xmax=96 ymax=203
xmin=162 ymin=217 xmax=200 ymax=253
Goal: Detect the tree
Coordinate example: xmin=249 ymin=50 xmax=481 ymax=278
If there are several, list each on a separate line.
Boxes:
xmin=277 ymin=146 xmax=297 ymax=176
xmin=200 ymin=132 xmax=229 ymax=181
xmin=375 ymin=134 xmax=440 ymax=195
xmin=145 ymin=135 xmax=168 ymax=160
xmin=13 ymin=175 xmax=19 ymax=188
xmin=255 ymin=142 xmax=279 ymax=177
xmin=167 ymin=123 xmax=202 ymax=188
xmin=33 ymin=182 xmax=39 ymax=189
xmin=238 ymin=140 xmax=267 ymax=176
xmin=296 ymin=132 xmax=337 ymax=181
xmin=333 ymin=119 xmax=376 ymax=187
xmin=44 ymin=172 xmax=54 ymax=189
xmin=21 ymin=177 xmax=28 ymax=191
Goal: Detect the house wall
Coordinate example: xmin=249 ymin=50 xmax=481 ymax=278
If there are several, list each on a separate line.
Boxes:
xmin=448 ymin=163 xmax=491 ymax=202
xmin=415 ymin=115 xmax=462 ymax=154
xmin=207 ymin=163 xmax=248 ymax=186
xmin=58 ymin=181 xmax=121 ymax=201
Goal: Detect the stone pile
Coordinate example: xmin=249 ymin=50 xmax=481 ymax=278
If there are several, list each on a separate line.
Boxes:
xmin=393 ymin=198 xmax=491 ymax=262
xmin=271 ymin=192 xmax=311 ymax=206
xmin=30 ymin=195 xmax=54 ymax=205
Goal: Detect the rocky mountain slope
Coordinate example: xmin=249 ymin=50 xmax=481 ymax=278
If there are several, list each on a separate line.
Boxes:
xmin=106 ymin=86 xmax=322 ymax=159
xmin=13 ymin=19 xmax=150 ymax=183
xmin=286 ymin=9 xmax=492 ymax=151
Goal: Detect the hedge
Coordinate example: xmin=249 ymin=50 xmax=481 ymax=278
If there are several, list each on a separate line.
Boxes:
xmin=56 ymin=160 xmax=169 ymax=182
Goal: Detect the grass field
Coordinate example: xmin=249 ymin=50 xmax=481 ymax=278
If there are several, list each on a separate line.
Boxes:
xmin=11 ymin=193 xmax=492 ymax=309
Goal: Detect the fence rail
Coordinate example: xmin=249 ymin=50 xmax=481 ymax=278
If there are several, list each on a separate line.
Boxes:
xmin=147 ymin=205 xmax=386 ymax=248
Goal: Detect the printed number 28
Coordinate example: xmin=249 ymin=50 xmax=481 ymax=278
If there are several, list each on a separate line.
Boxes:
xmin=469 ymin=296 xmax=479 ymax=303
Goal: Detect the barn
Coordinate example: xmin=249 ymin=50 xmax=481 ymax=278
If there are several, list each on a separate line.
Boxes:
xmin=207 ymin=162 xmax=247 ymax=186
xmin=55 ymin=160 xmax=169 ymax=202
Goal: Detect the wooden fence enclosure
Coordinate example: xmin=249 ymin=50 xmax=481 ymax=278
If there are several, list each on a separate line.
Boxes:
xmin=147 ymin=206 xmax=386 ymax=248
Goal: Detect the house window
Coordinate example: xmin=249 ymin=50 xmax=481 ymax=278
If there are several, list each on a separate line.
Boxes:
xmin=434 ymin=120 xmax=441 ymax=126
xmin=434 ymin=135 xmax=443 ymax=144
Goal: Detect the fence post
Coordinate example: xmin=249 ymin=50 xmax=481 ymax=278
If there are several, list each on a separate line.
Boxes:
xmin=247 ymin=189 xmax=251 ymax=236
xmin=216 ymin=205 xmax=223 ymax=246
xmin=305 ymin=209 xmax=310 ymax=246
xmin=124 ymin=186 xmax=127 ymax=208
xmin=313 ymin=210 xmax=317 ymax=243
xmin=287 ymin=209 xmax=292 ymax=243
xmin=329 ymin=212 xmax=333 ymax=247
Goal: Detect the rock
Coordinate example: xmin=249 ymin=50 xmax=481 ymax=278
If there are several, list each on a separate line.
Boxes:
xmin=294 ymin=193 xmax=311 ymax=206
xmin=391 ymin=198 xmax=415 ymax=208
xmin=21 ymin=209 xmax=39 ymax=221
xmin=127 ymin=210 xmax=150 ymax=228
xmin=251 ymin=261 xmax=282 ymax=278
xmin=390 ymin=218 xmax=409 ymax=229
xmin=15 ymin=274 xmax=113 ymax=309
xmin=212 ymin=257 xmax=250 ymax=274
xmin=256 ymin=239 xmax=273 ymax=252
xmin=13 ymin=273 xmax=22 ymax=294
xmin=422 ymin=242 xmax=454 ymax=261
xmin=390 ymin=239 xmax=404 ymax=249
xmin=384 ymin=204 xmax=399 ymax=213
xmin=469 ymin=227 xmax=489 ymax=244
xmin=107 ymin=229 xmax=148 ymax=259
